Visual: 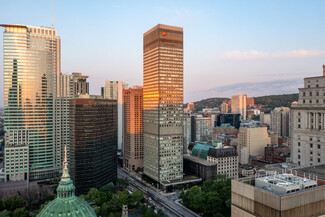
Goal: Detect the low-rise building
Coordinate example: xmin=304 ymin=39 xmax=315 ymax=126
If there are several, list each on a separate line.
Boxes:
xmin=232 ymin=171 xmax=325 ymax=217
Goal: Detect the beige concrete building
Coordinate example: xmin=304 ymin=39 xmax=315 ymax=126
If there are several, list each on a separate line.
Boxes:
xmin=271 ymin=107 xmax=290 ymax=137
xmin=143 ymin=24 xmax=183 ymax=184
xmin=220 ymin=102 xmax=229 ymax=114
xmin=291 ymin=67 xmax=325 ymax=166
xmin=231 ymin=94 xmax=247 ymax=120
xmin=238 ymin=127 xmax=271 ymax=164
xmin=232 ymin=173 xmax=325 ymax=217
xmin=123 ymin=86 xmax=143 ymax=171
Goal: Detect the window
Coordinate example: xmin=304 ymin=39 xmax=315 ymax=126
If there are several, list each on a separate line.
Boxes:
xmin=310 ymin=92 xmax=313 ymax=96
xmin=310 ymin=144 xmax=313 ymax=148
xmin=298 ymin=142 xmax=300 ymax=146
xmin=318 ymin=144 xmax=321 ymax=149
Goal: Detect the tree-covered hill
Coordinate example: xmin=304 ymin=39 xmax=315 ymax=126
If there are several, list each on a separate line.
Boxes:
xmin=254 ymin=93 xmax=299 ymax=109
xmin=187 ymin=93 xmax=299 ymax=112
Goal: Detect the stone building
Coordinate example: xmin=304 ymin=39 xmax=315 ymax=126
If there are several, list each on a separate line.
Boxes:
xmin=291 ymin=66 xmax=325 ymax=166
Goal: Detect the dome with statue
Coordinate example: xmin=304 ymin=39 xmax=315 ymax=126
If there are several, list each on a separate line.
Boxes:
xmin=37 ymin=147 xmax=97 ymax=217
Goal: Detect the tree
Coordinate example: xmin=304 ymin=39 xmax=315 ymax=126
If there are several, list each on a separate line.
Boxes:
xmin=131 ymin=190 xmax=144 ymax=205
xmin=2 ymin=194 xmax=25 ymax=211
xmin=0 ymin=210 xmax=11 ymax=217
xmin=116 ymin=179 xmax=128 ymax=191
xmin=13 ymin=207 xmax=28 ymax=217
xmin=107 ymin=194 xmax=120 ymax=212
xmin=87 ymin=188 xmax=101 ymax=202
xmin=145 ymin=207 xmax=155 ymax=217
xmin=119 ymin=190 xmax=130 ymax=207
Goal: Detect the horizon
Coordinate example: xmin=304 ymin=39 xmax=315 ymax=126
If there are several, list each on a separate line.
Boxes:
xmin=1 ymin=0 xmax=325 ymax=106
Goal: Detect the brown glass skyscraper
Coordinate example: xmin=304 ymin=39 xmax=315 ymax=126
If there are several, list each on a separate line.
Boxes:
xmin=123 ymin=86 xmax=143 ymax=171
xmin=143 ymin=24 xmax=183 ymax=183
xmin=69 ymin=98 xmax=117 ymax=195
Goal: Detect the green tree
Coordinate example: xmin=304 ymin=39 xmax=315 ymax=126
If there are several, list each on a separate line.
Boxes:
xmin=87 ymin=188 xmax=101 ymax=202
xmin=13 ymin=207 xmax=28 ymax=217
xmin=119 ymin=190 xmax=130 ymax=207
xmin=0 ymin=210 xmax=12 ymax=217
xmin=131 ymin=190 xmax=144 ymax=205
xmin=116 ymin=179 xmax=128 ymax=191
xmin=107 ymin=194 xmax=120 ymax=212
xmin=145 ymin=207 xmax=155 ymax=217
xmin=2 ymin=195 xmax=25 ymax=211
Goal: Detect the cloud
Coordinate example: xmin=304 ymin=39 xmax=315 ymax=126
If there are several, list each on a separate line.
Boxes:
xmin=185 ymin=78 xmax=303 ymax=102
xmin=220 ymin=50 xmax=325 ymax=60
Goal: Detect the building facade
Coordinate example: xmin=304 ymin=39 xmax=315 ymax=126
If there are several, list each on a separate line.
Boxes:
xmin=231 ymin=94 xmax=247 ymax=120
xmin=102 ymin=81 xmax=128 ymax=150
xmin=270 ymin=107 xmax=290 ymax=137
xmin=216 ymin=113 xmax=241 ymax=129
xmin=143 ymin=24 xmax=183 ymax=183
xmin=2 ymin=24 xmax=61 ymax=181
xmin=55 ymin=72 xmax=89 ymax=172
xmin=4 ymin=130 xmax=29 ymax=182
xmin=220 ymin=102 xmax=229 ymax=114
xmin=291 ymin=67 xmax=325 ymax=166
xmin=123 ymin=86 xmax=143 ymax=171
xmin=183 ymin=113 xmax=193 ymax=154
xmin=232 ymin=173 xmax=325 ymax=217
xmin=195 ymin=116 xmax=213 ymax=142
xmin=237 ymin=127 xmax=270 ymax=164
xmin=69 ymin=98 xmax=117 ymax=195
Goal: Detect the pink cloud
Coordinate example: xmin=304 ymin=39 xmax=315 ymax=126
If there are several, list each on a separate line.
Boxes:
xmin=221 ymin=50 xmax=325 ymax=60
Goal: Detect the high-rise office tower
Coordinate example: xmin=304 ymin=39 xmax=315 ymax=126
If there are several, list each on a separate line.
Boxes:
xmin=143 ymin=24 xmax=183 ymax=183
xmin=270 ymin=107 xmax=290 ymax=138
xmin=231 ymin=94 xmax=247 ymax=120
xmin=55 ymin=72 xmax=89 ymax=169
xmin=123 ymin=86 xmax=143 ymax=171
xmin=102 ymin=81 xmax=128 ymax=150
xmin=2 ymin=24 xmax=60 ymax=181
xmin=291 ymin=66 xmax=325 ymax=166
xmin=69 ymin=97 xmax=117 ymax=195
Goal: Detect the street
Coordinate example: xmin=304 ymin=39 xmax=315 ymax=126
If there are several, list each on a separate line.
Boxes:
xmin=118 ymin=167 xmax=200 ymax=217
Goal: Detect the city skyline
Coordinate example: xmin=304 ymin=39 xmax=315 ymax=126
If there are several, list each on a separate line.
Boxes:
xmin=1 ymin=0 xmax=325 ymax=105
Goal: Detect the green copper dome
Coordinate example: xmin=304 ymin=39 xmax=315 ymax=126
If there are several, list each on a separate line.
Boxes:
xmin=37 ymin=147 xmax=97 ymax=217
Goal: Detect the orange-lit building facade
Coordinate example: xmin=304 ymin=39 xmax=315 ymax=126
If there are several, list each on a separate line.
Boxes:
xmin=123 ymin=86 xmax=143 ymax=171
xmin=143 ymin=24 xmax=183 ymax=183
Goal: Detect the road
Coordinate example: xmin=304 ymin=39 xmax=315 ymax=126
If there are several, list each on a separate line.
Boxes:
xmin=118 ymin=167 xmax=199 ymax=217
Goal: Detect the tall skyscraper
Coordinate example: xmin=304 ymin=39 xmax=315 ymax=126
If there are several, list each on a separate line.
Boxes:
xmin=270 ymin=107 xmax=290 ymax=138
xmin=102 ymin=81 xmax=128 ymax=150
xmin=143 ymin=24 xmax=183 ymax=183
xmin=123 ymin=86 xmax=143 ymax=171
xmin=231 ymin=94 xmax=247 ymax=120
xmin=55 ymin=72 xmax=89 ymax=169
xmin=2 ymin=24 xmax=60 ymax=181
xmin=291 ymin=66 xmax=325 ymax=166
xmin=69 ymin=97 xmax=117 ymax=195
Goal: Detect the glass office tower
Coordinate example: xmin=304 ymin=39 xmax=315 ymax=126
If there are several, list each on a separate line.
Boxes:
xmin=143 ymin=24 xmax=184 ymax=183
xmin=2 ymin=24 xmax=60 ymax=181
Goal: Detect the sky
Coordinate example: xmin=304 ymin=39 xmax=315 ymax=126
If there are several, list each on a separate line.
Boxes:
xmin=1 ymin=0 xmax=325 ymax=106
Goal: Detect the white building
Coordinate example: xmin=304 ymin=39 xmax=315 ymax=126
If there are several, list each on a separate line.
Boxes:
xmin=102 ymin=81 xmax=128 ymax=150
